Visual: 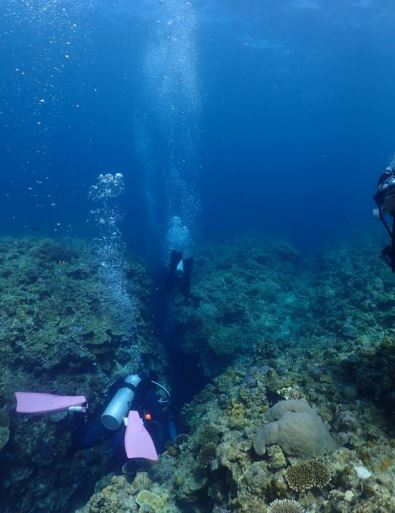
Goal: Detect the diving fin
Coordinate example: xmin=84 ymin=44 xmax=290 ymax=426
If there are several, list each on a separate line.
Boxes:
xmin=124 ymin=410 xmax=158 ymax=461
xmin=15 ymin=392 xmax=87 ymax=414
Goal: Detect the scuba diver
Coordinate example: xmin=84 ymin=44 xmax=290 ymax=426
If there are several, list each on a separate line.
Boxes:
xmin=373 ymin=159 xmax=395 ymax=271
xmin=165 ymin=249 xmax=194 ymax=297
xmin=164 ymin=216 xmax=194 ymax=297
xmin=15 ymin=372 xmax=176 ymax=472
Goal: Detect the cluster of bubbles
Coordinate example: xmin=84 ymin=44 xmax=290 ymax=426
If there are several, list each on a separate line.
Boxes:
xmin=166 ymin=215 xmax=192 ymax=257
xmin=89 ymin=173 xmax=136 ymax=332
xmin=89 ymin=172 xmax=125 ymax=202
xmin=139 ymin=0 xmax=201 ymax=261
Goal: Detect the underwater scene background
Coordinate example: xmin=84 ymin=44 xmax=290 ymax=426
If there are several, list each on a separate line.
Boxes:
xmin=1 ymin=1 xmax=395 ymax=513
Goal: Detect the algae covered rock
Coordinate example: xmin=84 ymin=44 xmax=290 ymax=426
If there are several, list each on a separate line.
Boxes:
xmin=254 ymin=400 xmax=336 ymax=458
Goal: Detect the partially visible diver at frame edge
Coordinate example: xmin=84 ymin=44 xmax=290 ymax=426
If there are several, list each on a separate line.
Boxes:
xmin=373 ymin=158 xmax=395 ymax=272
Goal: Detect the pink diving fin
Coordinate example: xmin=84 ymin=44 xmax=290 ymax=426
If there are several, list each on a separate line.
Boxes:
xmin=15 ymin=392 xmax=87 ymax=414
xmin=124 ymin=410 xmax=158 ymax=461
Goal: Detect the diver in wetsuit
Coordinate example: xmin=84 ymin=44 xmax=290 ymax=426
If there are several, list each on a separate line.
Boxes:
xmin=165 ymin=249 xmax=194 ymax=297
xmin=373 ymin=161 xmax=395 ymax=271
xmin=164 ymin=216 xmax=194 ymax=297
xmin=70 ymin=372 xmax=174 ymax=466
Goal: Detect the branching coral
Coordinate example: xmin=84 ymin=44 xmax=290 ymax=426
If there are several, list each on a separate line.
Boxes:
xmin=196 ymin=425 xmax=221 ymax=447
xmin=285 ymin=459 xmax=332 ymax=492
xmin=197 ymin=443 xmax=217 ymax=470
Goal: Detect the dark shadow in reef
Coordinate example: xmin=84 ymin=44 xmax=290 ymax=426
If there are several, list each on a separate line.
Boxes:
xmin=338 ymin=338 xmax=395 ymax=430
xmin=151 ymin=276 xmax=208 ymax=413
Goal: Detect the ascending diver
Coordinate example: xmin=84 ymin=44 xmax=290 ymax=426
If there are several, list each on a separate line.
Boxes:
xmin=373 ymin=159 xmax=395 ymax=271
xmin=165 ymin=249 xmax=194 ymax=297
xmin=164 ymin=216 xmax=194 ymax=297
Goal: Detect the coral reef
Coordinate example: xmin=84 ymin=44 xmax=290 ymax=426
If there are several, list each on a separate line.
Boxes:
xmin=2 ymin=235 xmax=395 ymax=513
xmin=0 ymin=237 xmax=167 ymax=513
xmin=135 ymin=490 xmax=168 ymax=512
xmin=284 ymin=459 xmax=332 ymax=492
xmin=267 ymin=499 xmax=304 ymax=513
xmin=196 ymin=443 xmax=217 ymax=469
xmin=74 ymin=235 xmax=395 ymax=513
xmin=172 ymin=240 xmax=311 ymax=376
xmin=253 ymin=399 xmax=336 ymax=458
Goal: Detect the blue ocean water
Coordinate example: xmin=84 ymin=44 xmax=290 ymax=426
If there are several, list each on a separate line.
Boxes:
xmin=1 ymin=0 xmax=394 ymax=255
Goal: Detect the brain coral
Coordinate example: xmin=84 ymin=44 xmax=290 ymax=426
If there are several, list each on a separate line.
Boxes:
xmin=285 ymin=459 xmax=332 ymax=492
xmin=253 ymin=399 xmax=336 ymax=458
xmin=267 ymin=499 xmax=304 ymax=513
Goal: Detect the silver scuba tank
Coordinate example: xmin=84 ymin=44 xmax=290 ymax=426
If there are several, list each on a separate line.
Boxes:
xmin=100 ymin=374 xmax=141 ymax=430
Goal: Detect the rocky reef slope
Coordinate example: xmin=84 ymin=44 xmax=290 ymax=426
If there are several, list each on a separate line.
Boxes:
xmin=172 ymin=239 xmax=313 ymax=377
xmin=75 ymin=235 xmax=395 ymax=513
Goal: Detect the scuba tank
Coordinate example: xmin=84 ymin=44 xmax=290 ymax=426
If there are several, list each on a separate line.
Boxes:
xmin=101 ymin=374 xmax=141 ymax=430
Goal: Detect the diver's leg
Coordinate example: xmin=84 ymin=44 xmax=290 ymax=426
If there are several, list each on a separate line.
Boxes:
xmin=181 ymin=257 xmax=194 ymax=296
xmin=165 ymin=251 xmax=183 ymax=291
xmin=70 ymin=414 xmax=110 ymax=451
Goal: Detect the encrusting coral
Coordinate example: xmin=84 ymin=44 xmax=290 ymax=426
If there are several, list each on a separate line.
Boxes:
xmin=267 ymin=499 xmax=304 ymax=513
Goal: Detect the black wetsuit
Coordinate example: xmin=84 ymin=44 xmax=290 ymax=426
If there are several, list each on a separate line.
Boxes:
xmin=374 ymin=169 xmax=395 ymax=272
xmin=165 ymin=250 xmax=194 ymax=297
xmin=381 ymin=219 xmax=395 ymax=272
xmin=70 ymin=380 xmax=166 ymax=463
